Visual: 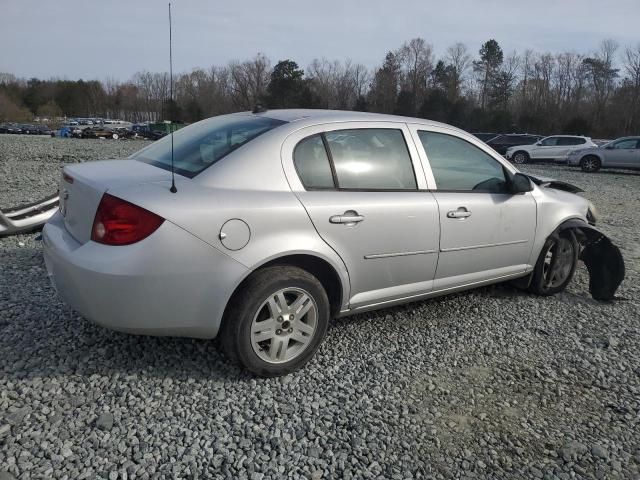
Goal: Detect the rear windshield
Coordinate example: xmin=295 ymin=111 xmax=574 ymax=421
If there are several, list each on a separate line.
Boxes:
xmin=132 ymin=115 xmax=287 ymax=178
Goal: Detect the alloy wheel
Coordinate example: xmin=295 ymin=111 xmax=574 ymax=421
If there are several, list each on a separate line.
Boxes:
xmin=582 ymin=157 xmax=598 ymax=172
xmin=250 ymin=287 xmax=318 ymax=364
xmin=513 ymin=152 xmax=527 ymax=164
xmin=542 ymin=237 xmax=575 ymax=289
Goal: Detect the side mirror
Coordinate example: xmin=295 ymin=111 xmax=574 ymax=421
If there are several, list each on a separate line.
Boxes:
xmin=605 ymin=145 xmax=614 ymax=150
xmin=510 ymin=172 xmax=534 ymax=194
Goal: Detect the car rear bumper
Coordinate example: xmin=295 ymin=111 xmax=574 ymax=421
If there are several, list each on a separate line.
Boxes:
xmin=42 ymin=211 xmax=248 ymax=338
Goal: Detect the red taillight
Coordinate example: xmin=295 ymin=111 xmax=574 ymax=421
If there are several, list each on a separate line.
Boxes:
xmin=91 ymin=193 xmax=164 ymax=246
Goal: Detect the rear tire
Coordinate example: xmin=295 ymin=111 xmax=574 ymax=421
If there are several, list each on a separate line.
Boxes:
xmin=220 ymin=266 xmax=330 ymax=377
xmin=580 ymin=155 xmax=601 ymax=172
xmin=528 ymin=231 xmax=579 ymax=296
xmin=512 ymin=151 xmax=529 ymax=164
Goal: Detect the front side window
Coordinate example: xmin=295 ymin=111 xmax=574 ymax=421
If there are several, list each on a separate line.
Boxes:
xmin=612 ymin=139 xmax=638 ymax=149
xmin=324 ymin=129 xmax=417 ymax=190
xmin=419 ymin=131 xmax=508 ymax=193
xmin=132 ymin=115 xmax=287 ymax=178
xmin=540 ymin=137 xmax=559 ymax=147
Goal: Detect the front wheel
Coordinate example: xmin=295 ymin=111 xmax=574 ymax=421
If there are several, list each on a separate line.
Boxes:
xmin=529 ymin=232 xmax=579 ymax=296
xmin=220 ymin=266 xmax=330 ymax=377
xmin=512 ymin=151 xmax=529 ymax=164
xmin=580 ymin=156 xmax=601 ymax=172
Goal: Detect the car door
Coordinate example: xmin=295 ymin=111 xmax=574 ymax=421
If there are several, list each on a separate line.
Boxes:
xmin=281 ymin=122 xmax=440 ymax=309
xmin=631 ymin=139 xmax=640 ymax=169
xmin=409 ymin=125 xmax=537 ymax=290
xmin=604 ymin=138 xmax=639 ymax=167
xmin=530 ymin=136 xmax=562 ymax=159
xmin=557 ymin=137 xmax=588 ymax=160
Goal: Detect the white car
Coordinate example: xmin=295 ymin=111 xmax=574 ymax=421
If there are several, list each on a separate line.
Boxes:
xmin=505 ymin=136 xmax=597 ymax=164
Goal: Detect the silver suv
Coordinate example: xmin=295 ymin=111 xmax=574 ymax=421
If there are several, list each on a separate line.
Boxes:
xmin=43 ymin=110 xmax=624 ymax=376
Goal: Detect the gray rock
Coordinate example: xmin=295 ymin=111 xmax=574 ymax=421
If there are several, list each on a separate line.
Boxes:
xmin=95 ymin=412 xmax=114 ymax=431
xmin=591 ymin=444 xmax=609 ymax=460
xmin=560 ymin=441 xmax=588 ymax=462
xmin=4 ymin=407 xmax=30 ymax=426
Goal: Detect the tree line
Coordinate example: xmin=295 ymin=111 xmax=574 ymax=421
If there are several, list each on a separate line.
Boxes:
xmin=1 ymin=38 xmax=640 ymax=137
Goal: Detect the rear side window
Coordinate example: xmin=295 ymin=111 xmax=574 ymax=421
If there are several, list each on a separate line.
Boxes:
xmin=132 ymin=115 xmax=287 ymax=178
xmin=293 ymin=135 xmax=335 ymax=189
xmin=540 ymin=137 xmax=559 ymax=146
xmin=419 ymin=131 xmax=508 ymax=193
xmin=558 ymin=137 xmax=584 ymax=146
xmin=325 ymin=129 xmax=417 ymax=190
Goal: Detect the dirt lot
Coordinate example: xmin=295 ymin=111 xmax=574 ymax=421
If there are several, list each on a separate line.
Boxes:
xmin=1 ymin=135 xmax=639 ymax=479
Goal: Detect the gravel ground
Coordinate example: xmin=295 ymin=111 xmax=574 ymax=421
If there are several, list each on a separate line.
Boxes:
xmin=1 ymin=135 xmax=639 ymax=479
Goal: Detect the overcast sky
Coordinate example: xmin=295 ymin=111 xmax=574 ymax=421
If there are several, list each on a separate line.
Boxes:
xmin=2 ymin=0 xmax=639 ymax=81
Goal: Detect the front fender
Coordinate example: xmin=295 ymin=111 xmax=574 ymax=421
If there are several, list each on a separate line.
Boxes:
xmin=558 ymin=219 xmax=625 ymax=300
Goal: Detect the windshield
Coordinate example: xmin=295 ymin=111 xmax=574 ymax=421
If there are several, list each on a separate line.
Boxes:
xmin=132 ymin=115 xmax=287 ymax=178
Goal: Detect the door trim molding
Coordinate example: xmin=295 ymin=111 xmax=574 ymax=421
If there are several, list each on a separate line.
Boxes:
xmin=440 ymin=239 xmax=528 ymax=253
xmin=364 ymin=249 xmax=438 ymax=259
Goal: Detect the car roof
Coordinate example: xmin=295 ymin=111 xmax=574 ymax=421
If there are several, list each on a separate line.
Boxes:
xmin=251 ymin=108 xmax=465 ymax=134
xmin=546 ymin=134 xmax=589 ymax=138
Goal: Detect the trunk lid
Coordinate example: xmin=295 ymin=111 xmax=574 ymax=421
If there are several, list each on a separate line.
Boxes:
xmin=60 ymin=160 xmax=171 ymax=244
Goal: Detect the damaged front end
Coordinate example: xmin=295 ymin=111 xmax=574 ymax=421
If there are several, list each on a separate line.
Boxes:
xmin=559 ymin=219 xmax=625 ymax=301
xmin=0 ymin=193 xmax=59 ymax=237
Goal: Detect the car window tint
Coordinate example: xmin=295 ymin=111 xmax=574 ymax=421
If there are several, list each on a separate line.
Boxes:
xmin=324 ymin=129 xmax=417 ymax=190
xmin=560 ymin=137 xmax=583 ymax=146
xmin=132 ymin=115 xmax=287 ymax=178
xmin=293 ymin=135 xmax=335 ymax=189
xmin=419 ymin=131 xmax=508 ymax=193
xmin=540 ymin=137 xmax=558 ymax=146
xmin=613 ymin=139 xmax=638 ymax=149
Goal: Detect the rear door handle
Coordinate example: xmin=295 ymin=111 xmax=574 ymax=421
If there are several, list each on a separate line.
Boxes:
xmin=447 ymin=208 xmax=472 ymax=219
xmin=329 ymin=210 xmax=365 ymax=225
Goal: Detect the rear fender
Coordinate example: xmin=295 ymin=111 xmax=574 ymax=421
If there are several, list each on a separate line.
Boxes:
xmin=558 ymin=219 xmax=625 ymax=301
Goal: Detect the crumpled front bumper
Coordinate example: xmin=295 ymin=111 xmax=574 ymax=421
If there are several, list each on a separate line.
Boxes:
xmin=559 ymin=220 xmax=625 ymax=301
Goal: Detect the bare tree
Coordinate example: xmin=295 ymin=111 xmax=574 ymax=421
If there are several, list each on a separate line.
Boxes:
xmin=396 ymin=38 xmax=434 ymax=112
xmin=445 ymin=42 xmax=471 ymax=97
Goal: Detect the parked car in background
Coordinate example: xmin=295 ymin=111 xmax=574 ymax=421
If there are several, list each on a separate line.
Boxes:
xmin=23 ymin=124 xmax=53 ymax=135
xmin=81 ymin=126 xmax=121 ymax=139
xmin=0 ymin=123 xmax=23 ymax=134
xmin=567 ymin=136 xmax=640 ymax=172
xmin=42 ymin=109 xmax=623 ymax=376
xmin=486 ymin=134 xmax=542 ymax=155
xmin=505 ymin=135 xmax=597 ymax=164
xmin=472 ymin=132 xmax=498 ymax=142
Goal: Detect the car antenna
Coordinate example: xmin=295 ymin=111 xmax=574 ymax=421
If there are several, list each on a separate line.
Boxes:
xmin=168 ymin=2 xmax=177 ymax=194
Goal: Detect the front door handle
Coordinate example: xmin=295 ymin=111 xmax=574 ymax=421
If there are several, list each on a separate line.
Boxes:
xmin=329 ymin=210 xmax=365 ymax=225
xmin=447 ymin=208 xmax=472 ymax=219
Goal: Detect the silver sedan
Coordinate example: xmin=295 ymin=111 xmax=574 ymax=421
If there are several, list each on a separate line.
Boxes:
xmin=567 ymin=136 xmax=640 ymax=172
xmin=43 ymin=110 xmax=624 ymax=376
